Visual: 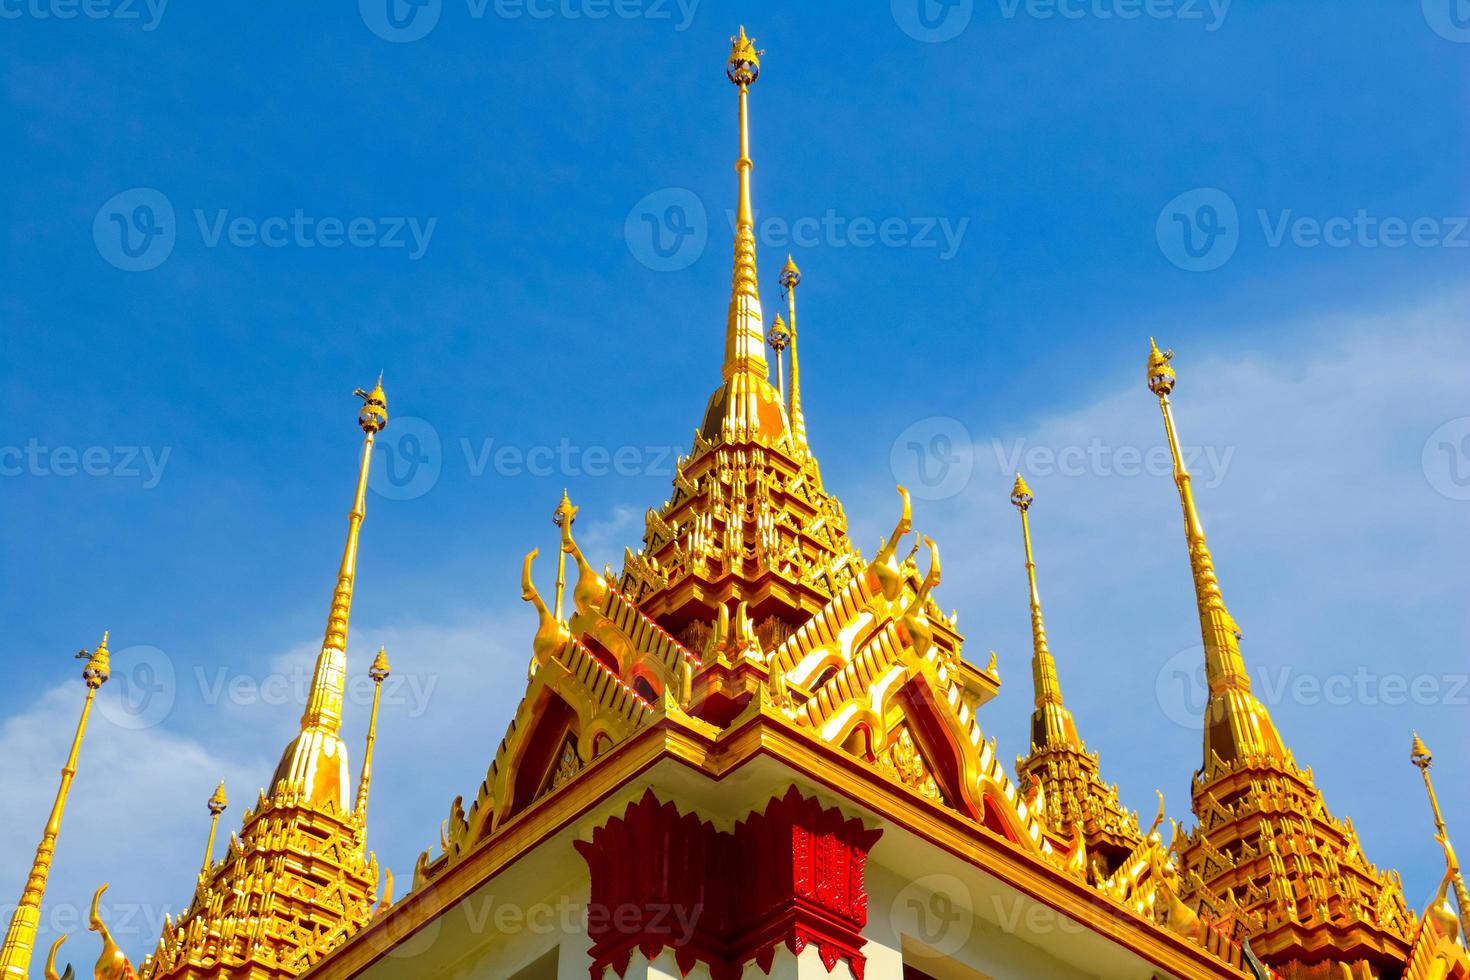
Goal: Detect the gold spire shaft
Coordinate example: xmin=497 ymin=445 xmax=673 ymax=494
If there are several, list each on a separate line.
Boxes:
xmin=722 ymin=27 xmax=768 ymax=383
xmin=1010 ymin=477 xmax=1077 ymax=749
xmin=0 ymin=636 xmax=111 ymax=980
xmin=783 ymin=256 xmax=808 ymax=451
xmin=1147 ymin=342 xmax=1284 ymax=769
xmin=1413 ymin=735 xmax=1470 ymax=939
xmin=301 ymin=428 xmax=376 ymax=733
xmin=355 ymin=649 xmax=391 ymax=824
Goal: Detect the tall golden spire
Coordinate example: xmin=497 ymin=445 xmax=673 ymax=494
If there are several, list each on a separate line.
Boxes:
xmin=271 ymin=378 xmax=388 ymax=808
xmin=700 ymin=28 xmax=789 ymax=446
xmin=1412 ymin=733 xmax=1470 ymax=940
xmin=1145 ymin=341 xmax=1286 ymax=771
xmin=199 ymin=781 xmax=228 ymax=879
xmin=1009 ymin=475 xmax=1080 ymax=750
xmin=780 ymin=254 xmax=808 ymax=451
xmin=354 ymin=648 xmax=391 ymax=823
xmin=0 ymin=633 xmax=112 ymax=980
xmin=724 ymin=26 xmax=766 ymax=383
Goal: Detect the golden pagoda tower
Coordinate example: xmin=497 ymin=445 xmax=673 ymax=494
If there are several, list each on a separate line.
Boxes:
xmin=1145 ymin=340 xmax=1414 ymax=977
xmin=0 ymin=633 xmax=112 ymax=980
xmin=1009 ymin=474 xmax=1141 ymax=872
xmin=140 ymin=380 xmax=393 ymax=979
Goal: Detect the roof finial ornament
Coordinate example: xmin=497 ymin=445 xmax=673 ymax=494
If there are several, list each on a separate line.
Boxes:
xmin=780 ymin=254 xmax=808 ymax=450
xmin=1411 ymin=732 xmax=1470 ymax=939
xmin=354 ymin=648 xmax=391 ymax=825
xmin=1146 ymin=342 xmax=1285 ymax=772
xmin=1009 ymin=475 xmax=1078 ymax=745
xmin=719 ymin=26 xmax=768 ymax=384
xmin=767 ymin=313 xmax=790 ymax=401
xmin=198 ymin=781 xmax=228 ymax=879
xmin=553 ymin=489 xmax=578 ymax=622
xmin=0 ymin=636 xmax=112 ymax=979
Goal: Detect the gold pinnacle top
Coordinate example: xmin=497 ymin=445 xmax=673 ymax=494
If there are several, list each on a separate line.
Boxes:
xmin=369 ymin=646 xmax=391 ymax=682
xmin=1147 ymin=342 xmax=1286 ymax=772
xmin=1010 ymin=472 xmax=1034 ymax=511
xmin=354 ymin=374 xmax=389 ymax=434
xmin=207 ymin=780 xmax=228 ymax=816
xmin=1412 ymin=731 xmax=1433 ymax=770
xmin=726 ymin=26 xmax=761 ymax=85
xmin=553 ymin=488 xmax=578 ymax=530
xmin=79 ymin=631 xmax=111 ymax=690
xmin=1146 ymin=338 xmax=1175 ymax=396
xmin=768 ymin=313 xmax=790 ymax=352
xmin=780 ymin=253 xmax=801 ymax=288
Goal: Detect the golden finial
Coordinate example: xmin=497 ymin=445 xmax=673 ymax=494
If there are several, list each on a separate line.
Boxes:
xmin=1146 ymin=341 xmax=1285 ymax=773
xmin=553 ymin=490 xmax=578 ymax=622
xmin=199 ymin=781 xmax=228 ymax=878
xmin=726 ymin=26 xmax=762 ymax=85
xmin=207 ymin=780 xmax=228 ymax=816
xmin=275 ymin=379 xmax=389 ymax=808
xmin=1412 ymin=731 xmax=1433 ymax=770
xmin=1010 ymin=472 xmax=1034 ymax=511
xmin=1410 ymin=731 xmax=1470 ymax=938
xmin=1146 ymin=337 xmax=1176 ymax=396
xmin=780 ymin=253 xmax=801 ymax=289
xmin=78 ymin=631 xmax=111 ymax=690
xmin=767 ymin=313 xmax=790 ymax=401
xmin=0 ymin=637 xmax=111 ymax=979
xmin=354 ymin=648 xmax=392 ymax=824
xmin=354 ymin=374 xmax=389 ymax=434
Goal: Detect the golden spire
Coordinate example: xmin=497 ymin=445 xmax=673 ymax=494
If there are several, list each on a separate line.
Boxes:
xmin=767 ymin=313 xmax=790 ymax=402
xmin=354 ymin=648 xmax=391 ymax=823
xmin=1412 ymin=733 xmax=1470 ymax=939
xmin=1009 ymin=475 xmax=1081 ymax=749
xmin=0 ymin=633 xmax=111 ymax=980
xmin=199 ymin=781 xmax=228 ymax=878
xmin=723 ymin=26 xmax=766 ymax=383
xmin=780 ymin=254 xmax=808 ymax=451
xmin=553 ymin=489 xmax=578 ymax=623
xmin=1146 ymin=341 xmax=1286 ymax=771
xmin=271 ymin=379 xmax=388 ymax=807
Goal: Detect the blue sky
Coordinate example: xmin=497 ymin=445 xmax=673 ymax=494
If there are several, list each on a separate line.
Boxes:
xmin=3 ymin=0 xmax=1468 ymax=964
